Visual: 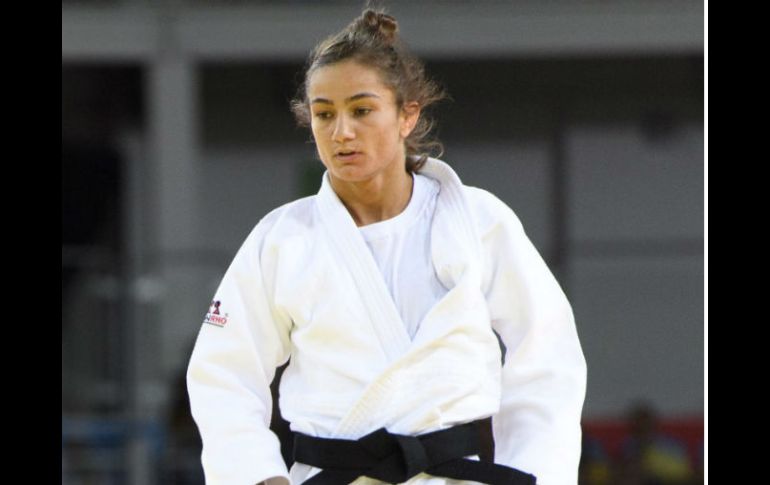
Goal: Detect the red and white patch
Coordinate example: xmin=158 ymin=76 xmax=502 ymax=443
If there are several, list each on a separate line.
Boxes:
xmin=204 ymin=300 xmax=229 ymax=327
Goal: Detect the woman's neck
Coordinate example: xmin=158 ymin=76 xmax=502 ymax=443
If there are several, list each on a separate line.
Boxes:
xmin=330 ymin=168 xmax=414 ymax=227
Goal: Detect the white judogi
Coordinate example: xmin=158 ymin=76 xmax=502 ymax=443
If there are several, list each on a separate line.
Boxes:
xmin=186 ymin=157 xmax=587 ymax=485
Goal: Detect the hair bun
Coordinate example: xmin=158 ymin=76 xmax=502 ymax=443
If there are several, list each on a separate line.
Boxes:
xmin=362 ymin=9 xmax=398 ymax=44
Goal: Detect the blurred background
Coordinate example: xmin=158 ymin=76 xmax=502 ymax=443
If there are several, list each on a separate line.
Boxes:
xmin=62 ymin=1 xmax=705 ymax=484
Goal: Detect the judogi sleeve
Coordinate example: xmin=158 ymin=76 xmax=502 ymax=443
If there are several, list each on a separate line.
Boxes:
xmin=186 ymin=220 xmax=293 ymax=485
xmin=480 ymin=192 xmax=588 ymax=485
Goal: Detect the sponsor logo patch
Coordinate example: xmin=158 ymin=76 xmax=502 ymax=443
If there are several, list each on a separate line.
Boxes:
xmin=204 ymin=300 xmax=229 ymax=327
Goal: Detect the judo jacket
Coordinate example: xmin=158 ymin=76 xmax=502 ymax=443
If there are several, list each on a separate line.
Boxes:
xmin=186 ymin=157 xmax=588 ymax=485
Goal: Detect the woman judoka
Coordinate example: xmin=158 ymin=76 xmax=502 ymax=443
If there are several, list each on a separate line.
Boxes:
xmin=187 ymin=6 xmax=587 ymax=485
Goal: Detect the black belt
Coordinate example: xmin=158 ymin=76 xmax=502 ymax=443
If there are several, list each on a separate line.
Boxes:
xmin=292 ymin=417 xmax=537 ymax=484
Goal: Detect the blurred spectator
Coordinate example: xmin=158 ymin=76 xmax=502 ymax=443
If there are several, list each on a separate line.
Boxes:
xmin=614 ymin=401 xmax=696 ymax=485
xmin=695 ymin=438 xmax=704 ymax=483
xmin=579 ymin=433 xmax=612 ymax=485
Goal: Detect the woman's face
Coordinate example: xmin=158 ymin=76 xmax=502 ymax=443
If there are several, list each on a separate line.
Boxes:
xmin=307 ymin=59 xmax=419 ymax=184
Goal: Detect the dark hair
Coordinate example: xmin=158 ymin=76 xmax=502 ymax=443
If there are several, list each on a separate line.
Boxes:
xmin=289 ymin=4 xmax=451 ymax=173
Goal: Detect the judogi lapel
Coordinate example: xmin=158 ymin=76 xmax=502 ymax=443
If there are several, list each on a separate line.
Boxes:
xmin=315 ymin=170 xmax=413 ymax=363
xmin=315 ymin=157 xmax=492 ymax=441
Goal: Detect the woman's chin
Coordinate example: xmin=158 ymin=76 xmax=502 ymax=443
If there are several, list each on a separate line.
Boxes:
xmin=329 ymin=165 xmax=374 ymax=183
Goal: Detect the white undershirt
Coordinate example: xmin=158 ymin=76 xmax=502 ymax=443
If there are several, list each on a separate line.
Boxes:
xmin=358 ymin=172 xmax=448 ymax=340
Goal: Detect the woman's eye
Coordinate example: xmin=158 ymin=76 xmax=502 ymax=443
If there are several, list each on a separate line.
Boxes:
xmin=314 ymin=108 xmax=370 ymax=120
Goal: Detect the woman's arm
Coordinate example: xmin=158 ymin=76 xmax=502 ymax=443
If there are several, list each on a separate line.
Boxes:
xmin=479 ymin=191 xmax=588 ymax=485
xmin=187 ymin=221 xmax=293 ymax=485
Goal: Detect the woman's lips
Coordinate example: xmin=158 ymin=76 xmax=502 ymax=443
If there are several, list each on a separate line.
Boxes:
xmin=335 ymin=151 xmax=362 ymax=161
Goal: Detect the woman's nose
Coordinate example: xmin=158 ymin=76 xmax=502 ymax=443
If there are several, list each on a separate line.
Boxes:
xmin=332 ymin=114 xmax=354 ymax=142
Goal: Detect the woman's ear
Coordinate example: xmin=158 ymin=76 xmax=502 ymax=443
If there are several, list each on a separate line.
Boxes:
xmin=400 ymin=101 xmax=421 ymax=139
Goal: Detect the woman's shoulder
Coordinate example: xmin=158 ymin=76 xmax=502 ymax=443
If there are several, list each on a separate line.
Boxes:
xmin=462 ymin=185 xmax=525 ymax=236
xmin=244 ymin=194 xmax=320 ymax=246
